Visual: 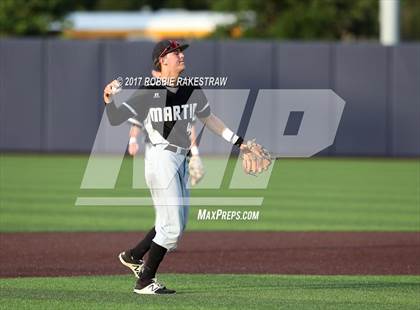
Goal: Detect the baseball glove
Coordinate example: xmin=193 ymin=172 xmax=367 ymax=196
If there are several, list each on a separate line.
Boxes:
xmin=189 ymin=155 xmax=205 ymax=186
xmin=240 ymin=139 xmax=273 ymax=176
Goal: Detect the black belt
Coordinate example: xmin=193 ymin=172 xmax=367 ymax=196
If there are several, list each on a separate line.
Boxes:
xmin=164 ymin=144 xmax=190 ymax=156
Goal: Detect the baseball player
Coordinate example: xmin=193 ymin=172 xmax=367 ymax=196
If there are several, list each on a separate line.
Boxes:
xmin=103 ymin=40 xmax=271 ymax=295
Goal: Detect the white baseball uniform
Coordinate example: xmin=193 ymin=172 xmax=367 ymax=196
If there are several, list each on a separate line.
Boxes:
xmin=106 ymin=85 xmax=210 ymax=250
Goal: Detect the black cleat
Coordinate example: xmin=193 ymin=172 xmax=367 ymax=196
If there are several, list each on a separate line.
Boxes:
xmin=118 ymin=251 xmax=144 ymax=278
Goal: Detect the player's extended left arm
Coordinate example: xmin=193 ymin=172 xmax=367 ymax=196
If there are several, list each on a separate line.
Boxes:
xmin=199 ymin=113 xmax=244 ymax=149
xmin=199 ymin=113 xmax=272 ymax=175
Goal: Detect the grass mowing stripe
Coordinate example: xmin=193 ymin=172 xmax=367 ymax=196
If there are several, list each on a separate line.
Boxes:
xmin=1 ymin=155 xmax=419 ymax=232
xmin=0 ymin=274 xmax=419 ymax=310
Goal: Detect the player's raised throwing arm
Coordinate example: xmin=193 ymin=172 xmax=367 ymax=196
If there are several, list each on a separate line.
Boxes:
xmin=103 ymin=80 xmax=138 ymax=126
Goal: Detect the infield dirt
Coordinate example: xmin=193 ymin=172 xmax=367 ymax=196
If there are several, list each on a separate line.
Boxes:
xmin=1 ymin=232 xmax=419 ymax=277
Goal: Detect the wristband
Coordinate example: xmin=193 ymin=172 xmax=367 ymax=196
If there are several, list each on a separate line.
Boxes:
xmin=129 ymin=137 xmax=137 ymax=145
xmin=222 ymin=128 xmax=240 ymax=145
xmin=190 ymin=146 xmax=199 ymax=156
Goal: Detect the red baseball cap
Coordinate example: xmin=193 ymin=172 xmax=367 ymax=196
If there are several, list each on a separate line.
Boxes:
xmin=152 ymin=39 xmax=189 ymax=70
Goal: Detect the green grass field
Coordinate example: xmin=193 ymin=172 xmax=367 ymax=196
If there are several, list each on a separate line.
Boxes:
xmin=1 ymin=274 xmax=419 ymax=310
xmin=0 ymin=154 xmax=418 ymax=232
xmin=1 ymin=154 xmax=419 ymax=309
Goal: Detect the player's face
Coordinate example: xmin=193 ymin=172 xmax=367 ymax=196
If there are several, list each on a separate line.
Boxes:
xmin=164 ymin=49 xmax=185 ymax=73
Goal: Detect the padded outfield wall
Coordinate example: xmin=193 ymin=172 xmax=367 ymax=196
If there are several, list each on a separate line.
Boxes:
xmin=0 ymin=39 xmax=419 ymax=156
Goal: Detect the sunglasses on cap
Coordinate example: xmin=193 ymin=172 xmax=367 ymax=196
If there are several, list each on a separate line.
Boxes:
xmin=159 ymin=40 xmax=182 ymax=58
